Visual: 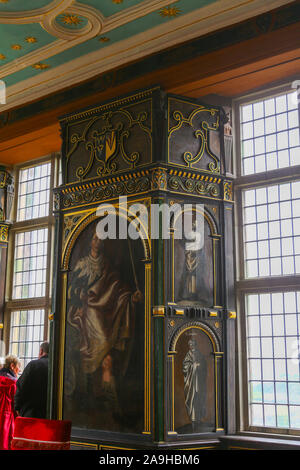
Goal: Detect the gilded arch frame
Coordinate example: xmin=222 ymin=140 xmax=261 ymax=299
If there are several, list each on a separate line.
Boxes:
xmin=57 ymin=199 xmax=152 ymax=435
xmin=167 ymin=321 xmax=224 ymax=435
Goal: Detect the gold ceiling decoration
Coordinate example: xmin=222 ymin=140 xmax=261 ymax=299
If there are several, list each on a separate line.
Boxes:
xmin=25 ymin=37 xmax=37 ymax=44
xmin=61 ymin=14 xmax=83 ymax=26
xmin=11 ymin=44 xmax=22 ymax=50
xmin=159 ymin=5 xmax=182 ymax=17
xmin=112 ymin=0 xmax=123 ymax=4
xmin=98 ymin=37 xmax=110 ymax=42
xmin=32 ymin=62 xmax=50 ymax=70
xmin=0 ymin=54 xmax=6 ymax=60
xmin=0 ymin=0 xmax=10 ymax=3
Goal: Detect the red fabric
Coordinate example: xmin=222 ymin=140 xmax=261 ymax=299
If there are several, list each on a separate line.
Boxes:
xmin=11 ymin=417 xmax=72 ymax=450
xmin=0 ymin=376 xmax=17 ymax=450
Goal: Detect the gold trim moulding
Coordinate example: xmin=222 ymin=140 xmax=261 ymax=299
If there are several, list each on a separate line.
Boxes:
xmin=60 ymin=169 xmax=152 ymax=192
xmin=175 ymin=309 xmax=184 ymax=315
xmin=168 ymin=169 xmax=221 ymax=184
xmin=100 ymin=445 xmax=136 ymax=450
xmin=176 ymin=447 xmax=215 ymax=450
xmin=228 ymin=311 xmax=237 ymax=319
xmin=70 ymin=441 xmax=98 ymax=450
xmin=152 ymin=306 xmax=165 ymax=316
xmin=209 ymin=311 xmax=218 ymax=317
xmin=60 ymin=87 xmax=160 ymax=123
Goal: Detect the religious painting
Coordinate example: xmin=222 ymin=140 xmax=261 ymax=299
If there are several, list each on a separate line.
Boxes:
xmin=174 ymin=327 xmax=215 ymax=434
xmin=174 ymin=211 xmax=214 ymax=307
xmin=63 ymin=218 xmax=145 ymax=433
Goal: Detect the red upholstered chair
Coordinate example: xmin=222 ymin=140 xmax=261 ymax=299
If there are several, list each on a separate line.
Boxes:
xmin=11 ymin=417 xmax=72 ymax=450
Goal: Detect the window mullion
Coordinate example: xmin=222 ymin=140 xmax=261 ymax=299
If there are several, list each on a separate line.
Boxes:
xmin=236 ymin=85 xmax=300 ymax=434
xmin=5 ymin=157 xmax=54 ymax=368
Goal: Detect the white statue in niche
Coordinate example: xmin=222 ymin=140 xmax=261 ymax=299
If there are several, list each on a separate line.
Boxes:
xmin=182 ymin=334 xmax=207 ymax=431
xmin=177 ymin=216 xmax=213 ymax=305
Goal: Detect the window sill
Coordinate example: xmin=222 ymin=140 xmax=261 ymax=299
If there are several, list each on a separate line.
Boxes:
xmin=219 ymin=434 xmax=300 ymax=450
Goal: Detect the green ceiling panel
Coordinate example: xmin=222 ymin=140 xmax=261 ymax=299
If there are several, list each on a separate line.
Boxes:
xmin=0 ymin=0 xmax=52 ymax=12
xmin=0 ymin=0 xmax=232 ymax=92
xmin=78 ymin=0 xmax=145 ymax=18
xmin=2 ymin=0 xmax=218 ymax=87
xmin=79 ymin=0 xmax=217 ymax=18
xmin=0 ymin=23 xmax=56 ymax=66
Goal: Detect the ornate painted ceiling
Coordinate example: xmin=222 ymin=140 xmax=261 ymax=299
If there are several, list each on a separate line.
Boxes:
xmin=0 ymin=0 xmax=295 ymax=111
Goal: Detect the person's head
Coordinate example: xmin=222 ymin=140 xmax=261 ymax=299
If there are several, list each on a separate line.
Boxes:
xmin=188 ymin=338 xmax=197 ymax=352
xmin=3 ymin=355 xmax=21 ymax=377
xmin=39 ymin=341 xmax=49 ymax=358
xmin=91 ymin=231 xmax=103 ymax=257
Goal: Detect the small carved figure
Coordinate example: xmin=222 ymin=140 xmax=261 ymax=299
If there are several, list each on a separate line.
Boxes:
xmin=182 ymin=336 xmax=207 ymax=429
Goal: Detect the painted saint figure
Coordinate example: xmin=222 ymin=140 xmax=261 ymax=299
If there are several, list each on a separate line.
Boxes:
xmin=177 ymin=217 xmax=212 ymax=306
xmin=182 ymin=337 xmax=207 ymax=429
xmin=67 ymin=231 xmax=142 ymax=406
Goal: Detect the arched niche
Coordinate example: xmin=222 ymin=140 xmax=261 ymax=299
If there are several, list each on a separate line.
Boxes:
xmin=168 ymin=322 xmax=223 ymax=435
xmin=60 ymin=208 xmax=151 ymax=434
xmin=170 ymin=206 xmax=221 ymax=307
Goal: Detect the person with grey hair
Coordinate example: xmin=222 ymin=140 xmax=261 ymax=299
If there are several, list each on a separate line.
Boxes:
xmin=14 ymin=342 xmax=49 ymax=419
xmin=0 ymin=354 xmax=21 ymax=449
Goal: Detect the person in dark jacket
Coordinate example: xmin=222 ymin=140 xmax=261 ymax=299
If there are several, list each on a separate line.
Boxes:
xmin=14 ymin=342 xmax=49 ymax=419
xmin=0 ymin=355 xmax=21 ymax=449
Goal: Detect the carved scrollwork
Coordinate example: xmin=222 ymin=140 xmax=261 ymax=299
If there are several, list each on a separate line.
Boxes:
xmin=0 ymin=224 xmax=9 ymax=243
xmin=168 ymin=104 xmax=220 ymax=174
xmin=151 ymin=168 xmax=167 ymax=190
xmin=64 ymin=104 xmax=152 ymax=182
xmin=60 ymin=175 xmax=151 ymax=209
xmin=168 ymin=175 xmax=220 ymax=198
xmin=55 ymin=166 xmax=223 ymax=211
xmin=223 ymin=181 xmax=233 ymax=201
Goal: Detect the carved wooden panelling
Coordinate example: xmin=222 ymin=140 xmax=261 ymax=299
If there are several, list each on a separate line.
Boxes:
xmin=168 ymin=97 xmax=221 ymax=174
xmin=60 ymin=88 xmax=160 ymax=184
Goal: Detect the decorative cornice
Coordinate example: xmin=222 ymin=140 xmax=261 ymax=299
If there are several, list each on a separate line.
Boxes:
xmin=168 ymin=171 xmax=222 ymax=199
xmin=54 ymin=166 xmax=231 ymax=211
xmin=59 ymin=85 xmax=159 ymax=123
